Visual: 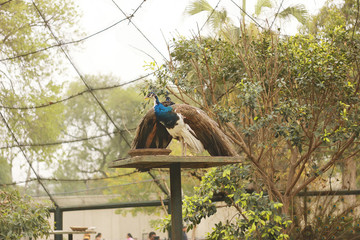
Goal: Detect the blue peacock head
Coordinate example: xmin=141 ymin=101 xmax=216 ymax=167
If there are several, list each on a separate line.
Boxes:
xmin=145 ymin=91 xmax=161 ymax=105
xmin=145 ymin=91 xmax=157 ymax=99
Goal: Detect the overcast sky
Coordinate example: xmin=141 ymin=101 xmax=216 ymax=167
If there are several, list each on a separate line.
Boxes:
xmin=70 ymin=0 xmax=327 ymax=83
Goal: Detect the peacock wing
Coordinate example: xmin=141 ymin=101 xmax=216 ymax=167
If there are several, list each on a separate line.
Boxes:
xmin=172 ymin=104 xmax=237 ymax=156
xmin=131 ymin=108 xmax=172 ymax=149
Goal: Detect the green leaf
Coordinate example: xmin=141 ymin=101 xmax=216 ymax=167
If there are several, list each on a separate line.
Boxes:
xmin=255 ymin=0 xmax=272 ymax=16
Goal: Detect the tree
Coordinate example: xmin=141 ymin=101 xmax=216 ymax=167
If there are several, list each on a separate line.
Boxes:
xmin=0 ymin=189 xmax=52 ymax=239
xmin=50 ymin=75 xmax=143 ymax=194
xmin=304 ymin=0 xmax=359 ymax=35
xmin=185 ymin=0 xmax=308 ymax=34
xmin=0 ymin=0 xmax=80 ymax=185
xmin=302 ymin=0 xmax=360 ymax=222
xmin=151 ymin=11 xmax=360 ymax=236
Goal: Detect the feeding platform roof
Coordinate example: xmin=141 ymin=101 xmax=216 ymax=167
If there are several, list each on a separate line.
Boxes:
xmin=109 ymin=155 xmax=243 ymax=170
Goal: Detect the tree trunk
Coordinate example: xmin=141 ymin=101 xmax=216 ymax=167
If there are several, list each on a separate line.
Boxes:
xmin=341 ymin=158 xmax=357 ymax=212
xmin=282 ymin=195 xmax=291 ymax=215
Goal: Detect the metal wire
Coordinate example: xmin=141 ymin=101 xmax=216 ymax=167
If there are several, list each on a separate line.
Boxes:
xmin=0 ymin=111 xmax=59 ymax=207
xmin=32 ymin=0 xmax=131 ymax=147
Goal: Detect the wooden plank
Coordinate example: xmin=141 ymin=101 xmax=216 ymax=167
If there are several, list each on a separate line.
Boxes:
xmin=109 ymin=155 xmax=243 ymax=169
xmin=50 ymin=231 xmax=96 ymax=234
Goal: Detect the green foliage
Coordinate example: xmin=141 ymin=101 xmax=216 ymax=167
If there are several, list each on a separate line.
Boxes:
xmin=185 ymin=0 xmax=231 ymax=31
xmin=255 ymin=0 xmax=273 ymax=16
xmin=0 ymin=0 xmax=79 ymax=83
xmin=253 ymin=0 xmax=308 ymax=25
xmin=0 ymin=0 xmax=80 ymax=188
xmin=156 ymin=165 xmax=291 ymax=239
xmin=186 ymin=0 xmax=308 ymax=36
xmin=279 ymin=28 xmax=360 ymax=147
xmin=152 ymin=2 xmax=360 ymax=236
xmin=152 ymin=213 xmax=171 ymax=233
xmin=0 ymin=157 xmax=12 ymax=184
xmin=63 ymin=75 xmax=142 ymax=164
xmin=163 ymin=30 xmax=359 ymax=158
xmin=304 ymin=0 xmax=359 ymax=35
xmin=182 ymin=165 xmax=291 ymax=239
xmin=164 ymin=36 xmax=245 ymax=106
xmin=51 ymin=75 xmax=144 ymax=194
xmin=186 ymin=0 xmax=213 ymax=15
xmin=0 ymin=189 xmax=52 ymax=240
xmin=278 ymin=5 xmax=308 ymax=24
xmin=163 ymin=26 xmax=360 ymax=165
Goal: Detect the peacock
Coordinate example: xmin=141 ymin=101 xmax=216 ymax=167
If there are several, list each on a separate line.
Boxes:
xmin=131 ymin=92 xmax=237 ymax=156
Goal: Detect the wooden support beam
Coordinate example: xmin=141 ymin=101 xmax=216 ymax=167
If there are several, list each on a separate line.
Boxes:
xmin=170 ymin=163 xmax=183 ymax=240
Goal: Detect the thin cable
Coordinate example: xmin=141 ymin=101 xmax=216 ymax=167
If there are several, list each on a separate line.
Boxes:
xmin=1 ymin=170 xmax=138 ymax=186
xmin=0 ymin=111 xmax=59 ymax=207
xmin=270 ymin=0 xmax=285 ymax=30
xmin=200 ymin=0 xmax=222 ymax=32
xmin=32 ymin=0 xmax=131 ymax=147
xmin=229 ymin=0 xmax=264 ymax=29
xmin=34 ymin=178 xmax=169 ymax=197
xmin=0 ymin=71 xmax=156 ymax=110
xmin=128 ymin=0 xmax=147 ymax=18
xmin=148 ymin=171 xmax=169 ymax=197
xmin=0 ymin=17 xmax=129 ymax=62
xmin=0 ymin=0 xmax=148 ymax=62
xmin=0 ymin=128 xmax=136 ymax=150
xmin=0 ymin=0 xmax=13 ymax=6
xmin=110 ymin=0 xmax=168 ymax=61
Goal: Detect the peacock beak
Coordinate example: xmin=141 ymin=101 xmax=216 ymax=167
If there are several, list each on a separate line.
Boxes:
xmin=145 ymin=92 xmax=154 ymax=99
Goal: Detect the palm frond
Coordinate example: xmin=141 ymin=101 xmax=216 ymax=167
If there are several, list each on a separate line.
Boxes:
xmin=255 ymin=0 xmax=273 ymax=16
xmin=210 ymin=9 xmax=229 ymax=29
xmin=186 ymin=0 xmax=213 ymax=16
xmin=278 ymin=4 xmax=309 ymax=25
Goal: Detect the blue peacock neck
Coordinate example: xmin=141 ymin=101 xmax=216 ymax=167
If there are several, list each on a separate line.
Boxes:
xmin=153 ymin=95 xmax=160 ymax=106
xmin=152 ymin=95 xmax=178 ymax=128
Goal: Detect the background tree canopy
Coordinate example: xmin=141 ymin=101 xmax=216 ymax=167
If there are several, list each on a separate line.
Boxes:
xmin=0 ymin=0 xmax=79 ymax=183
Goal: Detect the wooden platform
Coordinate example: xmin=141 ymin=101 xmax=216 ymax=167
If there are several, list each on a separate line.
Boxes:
xmin=50 ymin=230 xmax=96 ymax=234
xmin=109 ymin=155 xmax=242 ymax=170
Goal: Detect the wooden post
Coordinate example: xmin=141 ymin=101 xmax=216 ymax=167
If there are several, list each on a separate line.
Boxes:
xmin=167 ymin=201 xmax=172 ymax=240
xmin=54 ymin=207 xmax=63 ymax=240
xmin=170 ymin=163 xmax=182 ymax=240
